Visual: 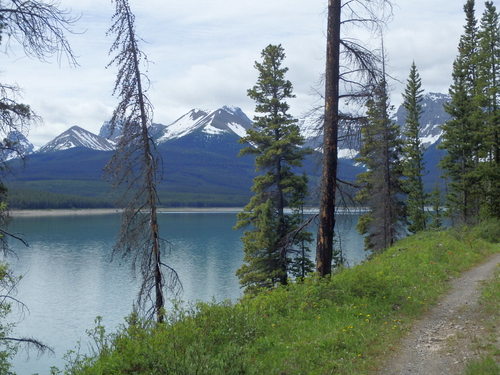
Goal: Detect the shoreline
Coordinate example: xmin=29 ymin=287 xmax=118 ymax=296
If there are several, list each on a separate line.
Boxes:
xmin=8 ymin=207 xmax=369 ymax=217
xmin=9 ymin=207 xmax=245 ymax=217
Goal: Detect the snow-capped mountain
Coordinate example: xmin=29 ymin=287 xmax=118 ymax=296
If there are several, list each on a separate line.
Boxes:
xmin=18 ymin=93 xmax=450 ymax=159
xmin=299 ymin=92 xmax=451 ymax=158
xmin=1 ymin=130 xmax=35 ymax=160
xmin=154 ymin=106 xmax=252 ymax=143
xmin=394 ymin=92 xmax=450 ymax=147
xmin=96 ymin=106 xmax=253 ymax=145
xmin=39 ymin=125 xmax=115 ymax=153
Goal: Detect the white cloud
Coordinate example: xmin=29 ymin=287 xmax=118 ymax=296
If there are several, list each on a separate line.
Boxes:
xmin=0 ymin=0 xmax=482 ymax=146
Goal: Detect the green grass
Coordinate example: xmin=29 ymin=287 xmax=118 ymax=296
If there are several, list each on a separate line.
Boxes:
xmin=58 ymin=221 xmax=500 ymax=375
xmin=464 ymin=265 xmax=500 ymax=375
xmin=465 ymin=356 xmax=500 ymax=375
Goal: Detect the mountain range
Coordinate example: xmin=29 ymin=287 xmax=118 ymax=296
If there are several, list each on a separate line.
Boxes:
xmin=5 ymin=93 xmax=450 ymax=209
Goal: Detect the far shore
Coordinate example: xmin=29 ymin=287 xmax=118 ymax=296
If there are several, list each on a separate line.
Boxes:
xmin=9 ymin=207 xmax=245 ymax=217
xmin=7 ymin=207 xmax=371 ymax=217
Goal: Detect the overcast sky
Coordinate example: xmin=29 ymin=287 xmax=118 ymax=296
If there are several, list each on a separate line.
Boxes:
xmin=1 ymin=0 xmax=486 ymax=146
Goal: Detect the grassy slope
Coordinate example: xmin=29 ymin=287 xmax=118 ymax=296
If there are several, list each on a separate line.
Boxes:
xmin=61 ymin=222 xmax=499 ymax=375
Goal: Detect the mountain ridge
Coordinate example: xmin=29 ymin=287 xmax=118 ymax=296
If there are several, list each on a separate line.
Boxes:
xmin=5 ymin=95 xmax=450 ymax=208
xmin=16 ymin=92 xmax=451 ymax=156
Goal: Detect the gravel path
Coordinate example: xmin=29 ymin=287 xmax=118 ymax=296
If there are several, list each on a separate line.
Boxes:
xmin=378 ymin=253 xmax=500 ymax=375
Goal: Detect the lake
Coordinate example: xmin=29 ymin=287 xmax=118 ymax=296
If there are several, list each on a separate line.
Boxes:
xmin=5 ymin=212 xmax=364 ymax=374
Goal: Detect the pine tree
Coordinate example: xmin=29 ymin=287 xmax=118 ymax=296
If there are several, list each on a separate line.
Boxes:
xmin=476 ymin=1 xmax=500 ymax=218
xmin=429 ymin=185 xmax=443 ymax=230
xmin=440 ymin=0 xmax=482 ymax=225
xmin=235 ymin=44 xmax=311 ymax=294
xmin=286 ymin=178 xmax=314 ymax=280
xmin=356 ymin=77 xmax=405 ymax=252
xmin=401 ymin=62 xmax=427 ymax=233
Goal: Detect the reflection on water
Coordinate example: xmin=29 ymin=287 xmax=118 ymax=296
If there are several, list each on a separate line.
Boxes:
xmin=6 ymin=212 xmax=364 ymax=374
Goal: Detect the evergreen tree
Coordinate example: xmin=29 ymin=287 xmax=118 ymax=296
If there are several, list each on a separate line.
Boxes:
xmin=476 ymin=1 xmax=500 ymax=218
xmin=440 ymin=0 xmax=482 ymax=225
xmin=286 ymin=178 xmax=314 ymax=280
xmin=401 ymin=62 xmax=427 ymax=233
xmin=356 ymin=76 xmax=405 ymax=252
xmin=429 ymin=185 xmax=443 ymax=230
xmin=235 ymin=44 xmax=311 ymax=294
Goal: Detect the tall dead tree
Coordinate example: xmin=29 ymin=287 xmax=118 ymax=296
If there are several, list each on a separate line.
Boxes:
xmin=0 ymin=0 xmax=77 ymax=62
xmin=316 ymin=0 xmax=341 ymax=276
xmin=316 ymin=0 xmax=390 ymax=276
xmin=106 ymin=0 xmax=179 ymax=323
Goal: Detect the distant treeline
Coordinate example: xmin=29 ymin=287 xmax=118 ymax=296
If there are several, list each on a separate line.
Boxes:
xmin=8 ymin=189 xmax=116 ymax=209
xmin=7 ymin=188 xmax=257 ymax=209
xmin=7 ymin=187 xmax=324 ymax=209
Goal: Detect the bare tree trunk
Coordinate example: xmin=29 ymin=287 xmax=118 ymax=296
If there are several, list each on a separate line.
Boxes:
xmin=316 ymin=0 xmax=341 ymax=276
xmin=125 ymin=10 xmax=164 ymax=323
xmin=106 ymin=0 xmax=181 ymax=323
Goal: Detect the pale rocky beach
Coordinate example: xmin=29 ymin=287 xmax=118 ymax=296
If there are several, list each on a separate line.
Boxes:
xmin=9 ymin=207 xmax=244 ymax=217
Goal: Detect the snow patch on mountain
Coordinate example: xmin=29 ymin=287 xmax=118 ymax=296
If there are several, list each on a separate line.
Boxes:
xmin=157 ymin=109 xmax=208 ymax=141
xmin=226 ymin=122 xmax=248 ymax=138
xmin=299 ymin=115 xmax=322 ymax=139
xmin=202 ymin=124 xmax=227 ymax=135
xmin=420 ymin=133 xmax=442 ymax=147
xmin=338 ymin=148 xmax=358 ymax=159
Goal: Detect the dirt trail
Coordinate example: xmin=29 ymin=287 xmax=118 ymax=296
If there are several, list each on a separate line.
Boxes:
xmin=378 ymin=253 xmax=500 ymax=375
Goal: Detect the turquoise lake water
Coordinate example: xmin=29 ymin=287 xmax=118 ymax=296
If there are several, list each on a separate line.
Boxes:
xmin=6 ymin=212 xmax=364 ymax=374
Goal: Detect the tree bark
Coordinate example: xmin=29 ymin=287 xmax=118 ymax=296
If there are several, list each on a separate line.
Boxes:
xmin=316 ymin=0 xmax=341 ymax=276
xmin=126 ymin=10 xmax=164 ymax=323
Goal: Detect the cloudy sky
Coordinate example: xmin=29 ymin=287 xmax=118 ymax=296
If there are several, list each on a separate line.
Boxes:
xmin=1 ymin=0 xmax=486 ymax=146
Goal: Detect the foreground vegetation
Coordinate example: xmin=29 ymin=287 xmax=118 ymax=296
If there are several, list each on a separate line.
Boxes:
xmin=464 ymin=266 xmax=500 ymax=375
xmin=55 ymin=221 xmax=499 ymax=375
